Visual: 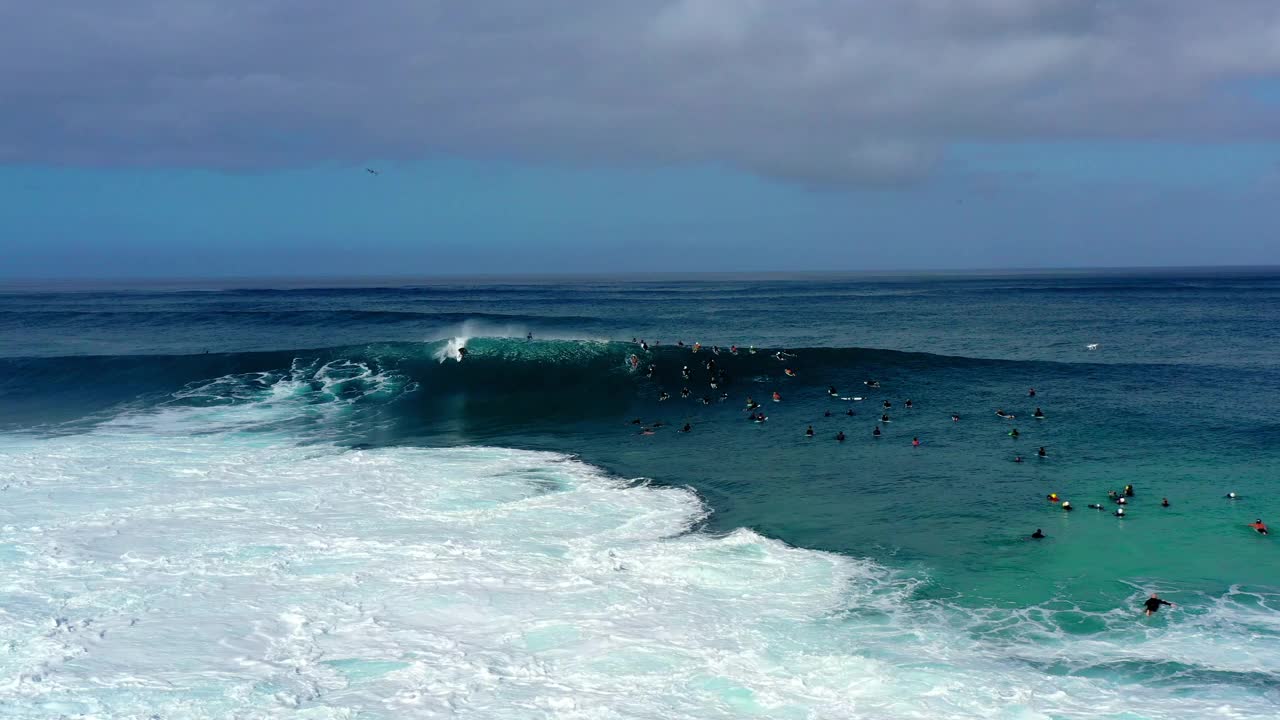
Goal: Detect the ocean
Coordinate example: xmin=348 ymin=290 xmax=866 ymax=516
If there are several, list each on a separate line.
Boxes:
xmin=1 ymin=270 xmax=1278 ymax=718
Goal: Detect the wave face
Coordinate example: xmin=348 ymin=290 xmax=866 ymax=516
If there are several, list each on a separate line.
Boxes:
xmin=4 ymin=335 xmax=1277 ymax=433
xmin=2 ymin=391 xmax=1279 ymax=718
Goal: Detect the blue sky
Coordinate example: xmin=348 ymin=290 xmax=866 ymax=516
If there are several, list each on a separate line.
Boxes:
xmin=2 ymin=2 xmax=1279 ymax=277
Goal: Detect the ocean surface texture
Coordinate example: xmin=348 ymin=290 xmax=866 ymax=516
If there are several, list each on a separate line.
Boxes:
xmin=2 ymin=271 xmax=1278 ymax=719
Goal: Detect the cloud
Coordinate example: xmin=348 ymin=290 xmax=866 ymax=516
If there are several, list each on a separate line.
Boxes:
xmin=2 ymin=0 xmax=1279 ymax=184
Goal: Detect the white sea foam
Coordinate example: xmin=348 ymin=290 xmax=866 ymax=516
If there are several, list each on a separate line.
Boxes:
xmin=1 ymin=398 xmax=1278 ymax=718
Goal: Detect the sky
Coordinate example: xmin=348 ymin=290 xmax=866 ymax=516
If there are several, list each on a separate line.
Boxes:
xmin=2 ymin=0 xmax=1279 ymax=277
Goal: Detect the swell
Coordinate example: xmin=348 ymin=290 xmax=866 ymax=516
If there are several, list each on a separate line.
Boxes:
xmin=0 ymin=309 xmax=602 ymax=327
xmin=5 ymin=337 xmax=1267 ymax=436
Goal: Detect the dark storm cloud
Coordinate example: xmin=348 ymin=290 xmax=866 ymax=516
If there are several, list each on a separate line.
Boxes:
xmin=2 ymin=0 xmax=1279 ymax=183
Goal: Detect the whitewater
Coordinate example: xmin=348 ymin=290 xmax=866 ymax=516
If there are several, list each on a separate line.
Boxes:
xmin=2 ymin=355 xmax=1278 ymax=719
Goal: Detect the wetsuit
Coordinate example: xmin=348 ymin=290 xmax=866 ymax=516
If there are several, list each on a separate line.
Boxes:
xmin=1143 ymin=598 xmax=1171 ymax=614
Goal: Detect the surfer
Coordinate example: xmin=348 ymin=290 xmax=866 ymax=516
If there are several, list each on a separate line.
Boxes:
xmin=772 ymin=391 xmax=782 ymax=402
xmin=865 ymin=380 xmax=880 ymax=388
xmin=873 ymin=426 xmax=881 ymax=437
xmin=881 ymin=413 xmax=890 ymax=423
xmin=1029 ymin=388 xmax=1036 ymax=397
xmin=1161 ymin=498 xmax=1170 ymax=507
xmin=1227 ymin=492 xmax=1238 ymax=499
xmin=1037 ymin=447 xmax=1047 ymax=458
xmin=1031 ymin=529 xmax=1045 ymax=539
xmin=456 ymin=347 xmax=468 ymax=360
xmin=828 ymin=386 xmax=839 ymax=397
xmin=905 ymin=399 xmax=914 ymax=409
xmin=883 ymin=400 xmax=892 ymax=409
xmin=1249 ymin=519 xmax=1270 ymax=535
xmin=1124 ymin=484 xmax=1134 ymax=497
xmin=682 ymin=366 xmax=691 ymax=380
xmin=806 ymin=425 xmax=815 ymax=437
xmin=680 ymin=387 xmax=690 ymax=398
xmin=1088 ymin=503 xmax=1105 ymax=510
xmin=1014 ymin=456 xmax=1023 ymax=463
xmin=1033 ymin=408 xmax=1044 ymax=418
xmin=701 ymin=396 xmax=711 ymax=405
xmin=912 ymin=437 xmax=920 ymax=448
xmin=836 ymin=430 xmax=846 ymax=442
xmin=680 ymin=423 xmax=692 ymax=433
xmin=1115 ymin=507 xmax=1126 ymax=517
xmin=845 ymin=408 xmax=855 ymax=416
xmin=1061 ymin=501 xmax=1073 ymax=511
xmin=951 ymin=414 xmax=960 ymax=422
xmin=1047 ymin=493 xmax=1059 ymax=503
xmin=784 ymin=368 xmax=797 ymax=377
xmin=659 ymin=391 xmax=670 ymax=402
xmin=1009 ymin=428 xmax=1020 ymax=438
xmin=1142 ymin=594 xmax=1173 ymax=616
xmin=824 ymin=410 xmax=832 ymax=417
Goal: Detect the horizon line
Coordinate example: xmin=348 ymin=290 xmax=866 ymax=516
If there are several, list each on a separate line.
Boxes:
xmin=3 ymin=263 xmax=1279 ymax=291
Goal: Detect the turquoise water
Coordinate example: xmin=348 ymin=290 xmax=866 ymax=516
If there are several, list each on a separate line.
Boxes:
xmin=1 ymin=270 xmax=1278 ymax=717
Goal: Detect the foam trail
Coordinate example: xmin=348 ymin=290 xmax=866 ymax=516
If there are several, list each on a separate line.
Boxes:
xmin=2 ymin=395 xmax=1279 ymax=718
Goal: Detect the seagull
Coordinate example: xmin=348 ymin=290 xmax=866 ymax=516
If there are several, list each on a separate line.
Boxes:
xmin=365 ymin=168 xmax=380 ymax=176
xmin=1086 ymin=343 xmax=1099 ymax=351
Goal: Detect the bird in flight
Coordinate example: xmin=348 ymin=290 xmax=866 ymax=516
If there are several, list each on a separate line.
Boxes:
xmin=365 ymin=168 xmax=380 ymax=176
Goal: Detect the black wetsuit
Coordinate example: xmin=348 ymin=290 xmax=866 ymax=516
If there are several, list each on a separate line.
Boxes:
xmin=1143 ymin=598 xmax=1171 ymax=614
xmin=1031 ymin=530 xmax=1045 ymax=539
